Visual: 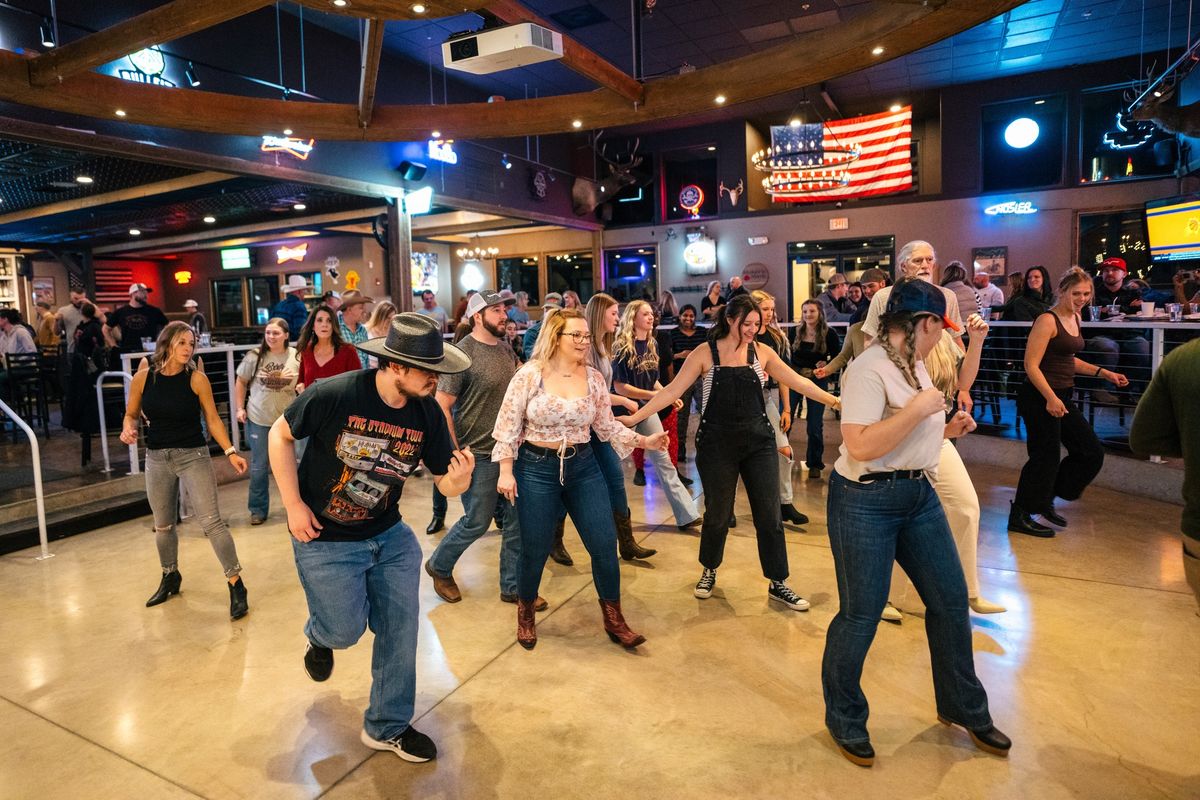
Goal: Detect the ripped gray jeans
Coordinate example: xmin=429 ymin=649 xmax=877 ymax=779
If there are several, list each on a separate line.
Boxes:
xmin=145 ymin=447 xmax=242 ymax=578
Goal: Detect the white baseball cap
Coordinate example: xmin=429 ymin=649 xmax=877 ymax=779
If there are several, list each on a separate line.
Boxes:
xmin=184 ymin=299 xmax=198 ymax=308
xmin=128 ymin=283 xmax=151 ymax=294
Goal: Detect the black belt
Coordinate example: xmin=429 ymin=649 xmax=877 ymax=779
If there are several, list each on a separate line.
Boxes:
xmin=521 ymin=441 xmax=590 ymax=458
xmin=859 ymin=469 xmax=925 ymax=483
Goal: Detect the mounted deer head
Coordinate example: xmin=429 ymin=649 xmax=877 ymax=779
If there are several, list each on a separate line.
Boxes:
xmin=572 ymin=131 xmax=646 ymax=216
xmin=719 ymin=179 xmax=744 ymax=207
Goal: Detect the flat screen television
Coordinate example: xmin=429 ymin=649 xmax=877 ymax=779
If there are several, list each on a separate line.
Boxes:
xmin=1145 ymin=194 xmax=1200 ymax=262
xmin=220 ymin=247 xmax=253 ymax=270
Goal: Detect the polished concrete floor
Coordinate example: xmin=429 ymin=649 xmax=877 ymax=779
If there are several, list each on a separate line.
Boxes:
xmin=2 ymin=449 xmax=1198 ymax=800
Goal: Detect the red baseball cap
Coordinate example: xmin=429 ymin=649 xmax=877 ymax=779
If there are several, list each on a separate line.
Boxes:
xmin=1100 ymin=257 xmax=1127 ymax=272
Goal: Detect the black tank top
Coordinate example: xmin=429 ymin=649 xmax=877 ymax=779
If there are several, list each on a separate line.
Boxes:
xmin=141 ymin=369 xmax=206 ymax=449
xmin=1038 ymin=312 xmax=1083 ymax=390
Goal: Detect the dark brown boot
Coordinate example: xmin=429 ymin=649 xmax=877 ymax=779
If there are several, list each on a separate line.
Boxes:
xmin=549 ymin=518 xmax=573 ymax=566
xmin=614 ymin=509 xmax=656 ymax=561
xmin=517 ymin=598 xmax=537 ymax=650
xmin=599 ymin=599 xmax=646 ymax=649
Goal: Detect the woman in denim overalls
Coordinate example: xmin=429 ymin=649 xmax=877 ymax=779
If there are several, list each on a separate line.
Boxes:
xmin=623 ymin=295 xmax=839 ymax=610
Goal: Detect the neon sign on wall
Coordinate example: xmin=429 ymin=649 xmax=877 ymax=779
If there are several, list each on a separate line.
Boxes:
xmin=984 ymin=200 xmax=1038 ymax=216
xmin=428 ymin=140 xmax=458 ymax=165
xmin=261 ymin=136 xmax=315 ymax=160
xmin=118 ymin=47 xmax=176 ymax=87
xmin=277 ymin=243 xmax=309 ymax=264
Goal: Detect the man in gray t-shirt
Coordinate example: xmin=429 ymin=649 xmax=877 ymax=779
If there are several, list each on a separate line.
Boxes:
xmin=425 ymin=290 xmax=545 ymax=608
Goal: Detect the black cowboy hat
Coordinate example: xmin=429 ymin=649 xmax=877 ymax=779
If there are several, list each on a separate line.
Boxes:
xmin=356 ymin=312 xmax=471 ymax=374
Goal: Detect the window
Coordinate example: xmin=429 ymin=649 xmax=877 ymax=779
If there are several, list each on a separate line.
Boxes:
xmin=496 ymin=255 xmax=540 ymax=303
xmin=248 ymin=277 xmax=280 ymax=326
xmin=548 ymin=252 xmax=594 ymax=302
xmin=1080 ymin=87 xmax=1176 ymax=184
xmin=1079 ymin=209 xmax=1154 ymax=281
xmin=603 ymin=246 xmax=658 ymax=304
xmin=211 ymin=279 xmax=246 ymax=328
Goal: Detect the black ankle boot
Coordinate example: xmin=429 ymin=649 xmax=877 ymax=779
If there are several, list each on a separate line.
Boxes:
xmin=1007 ymin=502 xmax=1055 ymax=538
xmin=229 ymin=577 xmax=249 ymax=620
xmin=781 ymin=504 xmax=809 ymax=525
xmin=1041 ymin=504 xmax=1068 ymax=528
xmin=146 ymin=570 xmax=182 ymax=607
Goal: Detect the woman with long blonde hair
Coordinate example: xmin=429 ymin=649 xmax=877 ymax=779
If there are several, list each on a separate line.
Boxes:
xmin=493 ymin=308 xmax=668 ymax=650
xmin=365 ymin=301 xmax=397 ymax=339
xmin=120 ymin=321 xmax=250 ymax=618
xmin=613 ymin=300 xmax=701 ymax=530
xmin=750 ymin=290 xmax=806 ymax=525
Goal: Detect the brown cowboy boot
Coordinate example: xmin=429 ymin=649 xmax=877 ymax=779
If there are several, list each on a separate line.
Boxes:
xmin=614 ymin=509 xmax=656 ymax=560
xmin=516 ymin=598 xmax=537 ymax=650
xmin=599 ymin=599 xmax=646 ymax=648
xmin=549 ymin=518 xmax=573 ymax=566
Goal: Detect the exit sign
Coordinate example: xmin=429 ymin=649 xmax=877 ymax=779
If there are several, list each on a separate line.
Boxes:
xmin=829 ymin=217 xmax=849 ymax=231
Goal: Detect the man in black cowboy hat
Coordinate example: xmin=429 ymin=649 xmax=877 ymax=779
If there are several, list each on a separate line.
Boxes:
xmin=269 ymin=312 xmax=475 ymax=763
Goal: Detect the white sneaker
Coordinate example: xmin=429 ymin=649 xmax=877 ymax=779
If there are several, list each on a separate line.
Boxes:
xmin=881 ymin=603 xmax=903 ymax=623
xmin=694 ymin=568 xmax=717 ymax=598
xmin=768 ymin=580 xmax=810 ymax=611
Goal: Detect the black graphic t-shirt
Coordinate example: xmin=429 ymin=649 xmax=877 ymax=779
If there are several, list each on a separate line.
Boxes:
xmin=110 ymin=303 xmax=169 ymax=353
xmin=284 ymin=370 xmax=453 ymax=542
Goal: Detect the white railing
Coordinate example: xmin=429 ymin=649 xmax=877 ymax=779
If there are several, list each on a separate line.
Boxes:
xmin=95 ymin=371 xmax=138 ymax=475
xmin=0 ymin=398 xmax=52 ymax=561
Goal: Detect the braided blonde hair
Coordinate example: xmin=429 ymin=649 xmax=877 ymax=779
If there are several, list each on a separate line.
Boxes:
xmin=877 ymin=312 xmax=922 ymax=390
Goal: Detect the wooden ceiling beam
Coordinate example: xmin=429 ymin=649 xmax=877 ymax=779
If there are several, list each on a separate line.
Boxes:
xmin=0 ymin=1 xmax=1024 ymax=139
xmin=358 ymin=18 xmax=387 ymax=128
xmin=27 ymin=0 xmax=274 ymax=87
xmin=485 ymin=0 xmax=644 ymax=104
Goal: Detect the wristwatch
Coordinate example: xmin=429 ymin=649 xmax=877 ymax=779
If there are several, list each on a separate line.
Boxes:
xmin=224 ymin=446 xmax=236 ymax=456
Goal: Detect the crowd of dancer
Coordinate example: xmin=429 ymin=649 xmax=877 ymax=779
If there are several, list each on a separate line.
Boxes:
xmin=120 ymin=239 xmax=1181 ymax=770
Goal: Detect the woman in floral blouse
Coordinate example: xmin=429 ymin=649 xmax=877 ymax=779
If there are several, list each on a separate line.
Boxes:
xmin=493 ymin=308 xmax=668 ymax=651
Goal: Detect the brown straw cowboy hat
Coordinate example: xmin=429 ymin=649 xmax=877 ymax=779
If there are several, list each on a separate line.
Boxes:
xmin=356 ymin=312 xmax=471 ymax=374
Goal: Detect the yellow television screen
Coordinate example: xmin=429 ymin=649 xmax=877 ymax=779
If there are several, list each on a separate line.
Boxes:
xmin=1145 ymin=195 xmax=1200 ymax=262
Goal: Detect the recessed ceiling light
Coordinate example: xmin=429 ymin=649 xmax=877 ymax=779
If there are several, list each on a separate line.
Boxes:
xmin=714 ymin=94 xmax=726 ymax=104
xmin=889 ymin=104 xmax=902 ymax=113
xmin=203 ymin=215 xmax=216 ymax=224
xmin=412 ymin=3 xmax=426 ymax=12
xmin=75 ymin=175 xmax=93 ymax=184
xmin=129 ymin=228 xmax=141 ymax=236
xmin=283 ymin=128 xmax=293 ymax=136
xmin=871 ymin=46 xmax=885 ymax=56
xmin=789 ymin=118 xmax=802 ymax=127
xmin=331 ymin=0 xmax=348 ymax=7
xmin=707 ymin=146 xmax=716 ymax=151
xmin=115 ymin=109 xmax=126 ymax=117
xmin=293 ymin=203 xmax=307 ymax=211
xmin=1033 ymin=99 xmax=1046 ymax=105
xmin=572 ymin=119 xmax=582 ymax=128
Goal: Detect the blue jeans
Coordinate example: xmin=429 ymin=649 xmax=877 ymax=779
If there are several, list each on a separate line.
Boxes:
xmin=801 ymin=375 xmax=829 ymax=470
xmin=429 ymin=458 xmax=521 ymax=594
xmin=554 ymin=433 xmax=629 ymax=526
xmin=245 ymin=420 xmax=271 ymax=517
xmin=291 ymin=519 xmax=422 ymax=740
xmin=822 ymin=471 xmax=992 ymax=744
xmin=515 ymin=444 xmax=619 ymax=601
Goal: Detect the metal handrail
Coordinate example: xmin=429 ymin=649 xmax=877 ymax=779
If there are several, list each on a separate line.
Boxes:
xmin=96 ymin=371 xmax=138 ymax=475
xmin=0 ymin=398 xmax=52 ymax=561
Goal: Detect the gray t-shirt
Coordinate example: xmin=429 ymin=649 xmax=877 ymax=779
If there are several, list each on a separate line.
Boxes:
xmin=417 ymin=305 xmax=449 ymax=331
xmin=236 ymin=346 xmax=300 ymax=426
xmin=437 ymin=335 xmax=519 ymax=455
xmin=57 ymin=303 xmax=83 ymax=352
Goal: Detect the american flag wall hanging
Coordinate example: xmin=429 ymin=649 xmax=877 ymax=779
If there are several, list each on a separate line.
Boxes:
xmin=94 ymin=265 xmax=134 ymax=305
xmin=752 ymin=106 xmax=913 ymax=203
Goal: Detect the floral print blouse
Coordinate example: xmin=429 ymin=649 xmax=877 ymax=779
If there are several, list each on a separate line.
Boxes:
xmin=492 ymin=361 xmax=642 ymax=461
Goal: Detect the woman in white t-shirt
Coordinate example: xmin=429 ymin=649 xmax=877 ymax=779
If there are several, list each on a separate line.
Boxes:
xmin=822 ymin=279 xmax=1010 ymax=768
xmin=234 ymin=318 xmax=299 ymax=525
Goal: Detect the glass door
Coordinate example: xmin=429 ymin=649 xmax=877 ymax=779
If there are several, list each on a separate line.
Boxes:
xmin=248 ymin=277 xmax=280 ymax=326
xmin=786 ymin=236 xmax=895 ymax=321
xmin=211 ymin=279 xmax=246 ymax=328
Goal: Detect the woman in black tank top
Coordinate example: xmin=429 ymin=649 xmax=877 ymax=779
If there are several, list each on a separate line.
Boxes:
xmin=1011 ymin=267 xmax=1129 ymax=535
xmin=623 ymin=295 xmax=840 ymax=613
xmin=121 ymin=322 xmax=252 ymax=619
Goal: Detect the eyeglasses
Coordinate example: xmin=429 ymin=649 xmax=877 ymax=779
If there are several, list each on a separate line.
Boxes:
xmin=558 ymin=331 xmax=594 ymax=344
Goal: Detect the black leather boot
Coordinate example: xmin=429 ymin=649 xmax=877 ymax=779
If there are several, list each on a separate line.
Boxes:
xmin=781 ymin=504 xmax=809 ymax=525
xmin=938 ymin=716 xmax=1012 ymax=757
xmin=549 ymin=518 xmax=573 ymax=566
xmin=1041 ymin=504 xmax=1068 ymax=528
xmin=615 ymin=509 xmax=656 ymax=560
xmin=229 ymin=577 xmax=249 ymax=620
xmin=1007 ymin=502 xmax=1054 ymax=538
xmin=146 ymin=570 xmax=181 ymax=607
xmin=425 ymin=515 xmax=444 ymax=535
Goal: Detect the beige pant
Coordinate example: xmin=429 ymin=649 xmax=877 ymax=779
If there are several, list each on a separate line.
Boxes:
xmin=890 ymin=439 xmax=980 ymax=609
